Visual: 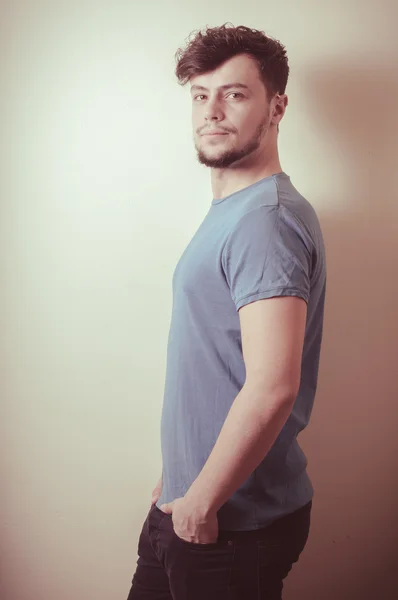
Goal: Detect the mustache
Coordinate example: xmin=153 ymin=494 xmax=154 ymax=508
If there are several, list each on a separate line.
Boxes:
xmin=198 ymin=127 xmax=233 ymax=134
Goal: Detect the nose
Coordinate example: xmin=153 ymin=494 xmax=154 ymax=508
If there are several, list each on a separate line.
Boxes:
xmin=204 ymin=99 xmax=223 ymax=122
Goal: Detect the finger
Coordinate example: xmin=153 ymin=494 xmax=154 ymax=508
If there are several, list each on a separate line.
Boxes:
xmin=160 ymin=502 xmax=172 ymax=514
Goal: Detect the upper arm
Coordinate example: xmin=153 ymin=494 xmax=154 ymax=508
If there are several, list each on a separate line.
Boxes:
xmin=239 ymin=295 xmax=307 ymax=403
xmin=222 ymin=205 xmax=312 ymax=402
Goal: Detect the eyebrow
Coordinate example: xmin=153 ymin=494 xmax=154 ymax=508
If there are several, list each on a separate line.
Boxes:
xmin=190 ymin=83 xmax=250 ymax=93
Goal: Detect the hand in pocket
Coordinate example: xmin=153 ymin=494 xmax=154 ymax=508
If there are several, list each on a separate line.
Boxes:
xmin=151 ymin=475 xmax=162 ymax=505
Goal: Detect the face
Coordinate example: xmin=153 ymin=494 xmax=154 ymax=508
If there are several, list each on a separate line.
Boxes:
xmin=190 ymin=54 xmax=285 ymax=169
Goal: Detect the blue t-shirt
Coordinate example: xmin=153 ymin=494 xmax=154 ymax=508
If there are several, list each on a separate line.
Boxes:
xmin=157 ymin=172 xmax=326 ymax=531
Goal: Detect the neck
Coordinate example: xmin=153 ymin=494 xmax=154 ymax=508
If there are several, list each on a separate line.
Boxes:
xmin=211 ymin=147 xmax=282 ymax=202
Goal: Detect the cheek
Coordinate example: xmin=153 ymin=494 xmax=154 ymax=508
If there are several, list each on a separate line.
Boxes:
xmin=228 ymin=108 xmax=250 ymax=130
xmin=192 ymin=114 xmax=203 ymax=135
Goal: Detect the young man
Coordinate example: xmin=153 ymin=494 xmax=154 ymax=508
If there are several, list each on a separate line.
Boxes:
xmin=127 ymin=24 xmax=326 ymax=600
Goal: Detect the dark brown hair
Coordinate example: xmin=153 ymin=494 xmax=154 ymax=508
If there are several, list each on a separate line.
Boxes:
xmin=175 ymin=23 xmax=289 ymax=100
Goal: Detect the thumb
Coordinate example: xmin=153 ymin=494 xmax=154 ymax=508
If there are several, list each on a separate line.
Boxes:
xmin=160 ymin=502 xmax=173 ymax=514
xmin=152 ymin=489 xmax=160 ymax=502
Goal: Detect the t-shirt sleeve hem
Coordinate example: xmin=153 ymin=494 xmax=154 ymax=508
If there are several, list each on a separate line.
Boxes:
xmin=235 ymin=288 xmax=309 ymax=311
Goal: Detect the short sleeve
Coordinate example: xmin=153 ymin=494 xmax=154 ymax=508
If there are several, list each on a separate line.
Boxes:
xmin=222 ymin=206 xmax=313 ymax=311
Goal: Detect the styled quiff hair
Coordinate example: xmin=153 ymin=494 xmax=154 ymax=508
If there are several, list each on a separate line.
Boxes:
xmin=175 ymin=23 xmax=289 ymax=100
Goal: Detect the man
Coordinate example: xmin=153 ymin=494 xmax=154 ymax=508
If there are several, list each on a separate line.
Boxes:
xmin=127 ymin=23 xmax=326 ymax=600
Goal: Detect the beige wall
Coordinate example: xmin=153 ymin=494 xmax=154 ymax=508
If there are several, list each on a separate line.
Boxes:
xmin=1 ymin=1 xmax=397 ymax=599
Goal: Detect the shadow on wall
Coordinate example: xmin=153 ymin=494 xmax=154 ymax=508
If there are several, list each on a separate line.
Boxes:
xmin=285 ymin=60 xmax=398 ymax=600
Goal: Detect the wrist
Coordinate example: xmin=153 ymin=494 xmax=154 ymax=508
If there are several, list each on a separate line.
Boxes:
xmin=184 ymin=485 xmax=218 ymax=517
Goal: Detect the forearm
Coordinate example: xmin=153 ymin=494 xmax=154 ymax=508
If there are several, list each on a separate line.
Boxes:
xmin=184 ymin=382 xmax=294 ymax=515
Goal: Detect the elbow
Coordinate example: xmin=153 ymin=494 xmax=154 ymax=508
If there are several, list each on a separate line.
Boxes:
xmin=244 ymin=379 xmax=299 ymax=411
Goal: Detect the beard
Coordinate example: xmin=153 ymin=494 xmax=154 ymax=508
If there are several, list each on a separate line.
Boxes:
xmin=195 ymin=114 xmax=269 ymax=169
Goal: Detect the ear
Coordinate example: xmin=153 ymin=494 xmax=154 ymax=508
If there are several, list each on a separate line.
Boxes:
xmin=271 ymin=94 xmax=288 ymax=127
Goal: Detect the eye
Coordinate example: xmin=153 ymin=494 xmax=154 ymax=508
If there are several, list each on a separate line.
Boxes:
xmin=193 ymin=92 xmax=244 ymax=102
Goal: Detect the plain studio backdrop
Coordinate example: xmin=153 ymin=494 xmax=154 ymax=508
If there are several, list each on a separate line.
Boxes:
xmin=1 ymin=1 xmax=397 ymax=599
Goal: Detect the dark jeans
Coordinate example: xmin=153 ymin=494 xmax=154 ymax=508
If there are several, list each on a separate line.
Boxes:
xmin=126 ymin=500 xmax=312 ymax=600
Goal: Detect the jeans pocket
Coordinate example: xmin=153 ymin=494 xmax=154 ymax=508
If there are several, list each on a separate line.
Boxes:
xmin=173 ymin=531 xmax=234 ymax=551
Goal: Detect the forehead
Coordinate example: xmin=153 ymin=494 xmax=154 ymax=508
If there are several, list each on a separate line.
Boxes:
xmin=189 ymin=54 xmax=262 ymax=92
